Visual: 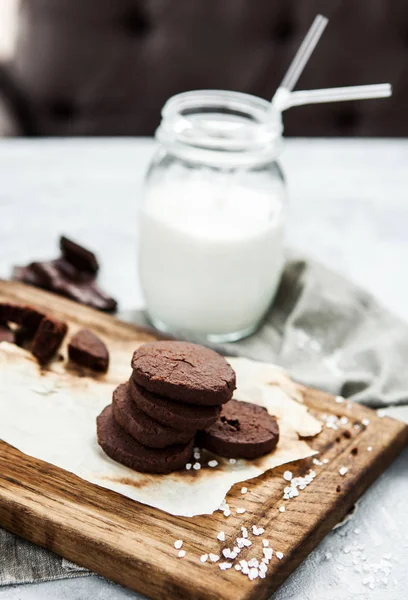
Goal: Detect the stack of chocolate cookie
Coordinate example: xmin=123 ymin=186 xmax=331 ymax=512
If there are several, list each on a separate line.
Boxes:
xmin=97 ymin=341 xmax=236 ymax=474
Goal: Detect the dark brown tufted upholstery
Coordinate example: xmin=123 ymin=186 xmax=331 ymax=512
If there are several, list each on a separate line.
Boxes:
xmin=2 ymin=0 xmax=408 ymax=136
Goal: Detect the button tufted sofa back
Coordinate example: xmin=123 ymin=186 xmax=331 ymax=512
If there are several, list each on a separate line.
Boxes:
xmin=7 ymin=0 xmax=408 ymax=136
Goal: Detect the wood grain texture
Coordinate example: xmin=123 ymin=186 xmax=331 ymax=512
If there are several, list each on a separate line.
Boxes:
xmin=0 ymin=280 xmax=407 ymax=600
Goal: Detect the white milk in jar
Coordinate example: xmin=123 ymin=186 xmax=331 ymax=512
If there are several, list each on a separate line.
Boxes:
xmin=139 ymin=90 xmax=286 ymax=342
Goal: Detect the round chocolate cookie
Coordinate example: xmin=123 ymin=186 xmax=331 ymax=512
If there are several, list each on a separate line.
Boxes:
xmin=131 ymin=341 xmax=236 ymax=406
xmin=198 ymin=399 xmax=279 ymax=459
xmin=129 ymin=377 xmax=221 ymax=433
xmin=97 ymin=405 xmax=194 ymax=474
xmin=112 ymin=383 xmax=194 ymax=448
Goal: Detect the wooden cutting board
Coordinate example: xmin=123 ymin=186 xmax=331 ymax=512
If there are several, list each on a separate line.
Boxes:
xmin=0 ymin=280 xmax=407 ymax=600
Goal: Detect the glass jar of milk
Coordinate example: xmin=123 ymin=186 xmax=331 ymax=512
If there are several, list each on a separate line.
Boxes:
xmin=139 ymin=90 xmax=286 ymax=343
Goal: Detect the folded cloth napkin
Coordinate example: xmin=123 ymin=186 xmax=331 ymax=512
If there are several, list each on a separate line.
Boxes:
xmin=2 ymin=256 xmax=408 ymax=586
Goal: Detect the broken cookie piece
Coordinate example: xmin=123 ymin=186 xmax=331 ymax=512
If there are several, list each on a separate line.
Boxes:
xmin=60 ymin=235 xmax=99 ymax=275
xmin=32 ymin=316 xmax=68 ymax=365
xmin=68 ymin=328 xmax=109 ymax=373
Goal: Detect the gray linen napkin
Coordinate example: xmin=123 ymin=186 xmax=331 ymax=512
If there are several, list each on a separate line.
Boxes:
xmin=2 ymin=256 xmax=408 ymax=586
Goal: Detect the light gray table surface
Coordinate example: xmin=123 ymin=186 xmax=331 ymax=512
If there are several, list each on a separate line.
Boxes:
xmin=0 ymin=138 xmax=407 ymax=600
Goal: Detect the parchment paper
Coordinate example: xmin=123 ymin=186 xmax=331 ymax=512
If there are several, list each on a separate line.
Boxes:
xmin=0 ymin=343 xmax=321 ymax=516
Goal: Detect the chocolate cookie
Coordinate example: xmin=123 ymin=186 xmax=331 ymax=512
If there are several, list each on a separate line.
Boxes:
xmin=60 ymin=235 xmax=99 ymax=274
xmin=68 ymin=328 xmax=109 ymax=372
xmin=129 ymin=378 xmax=221 ymax=433
xmin=32 ymin=316 xmax=68 ymax=365
xmin=112 ymin=383 xmax=194 ymax=448
xmin=198 ymin=399 xmax=280 ymax=459
xmin=131 ymin=342 xmax=236 ymax=406
xmin=97 ymin=405 xmax=194 ymax=474
xmin=0 ymin=302 xmax=45 ymax=336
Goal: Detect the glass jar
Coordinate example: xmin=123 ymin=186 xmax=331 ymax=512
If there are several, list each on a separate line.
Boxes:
xmin=139 ymin=90 xmax=287 ymax=343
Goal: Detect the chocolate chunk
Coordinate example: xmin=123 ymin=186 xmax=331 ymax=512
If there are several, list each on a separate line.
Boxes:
xmin=97 ymin=405 xmax=194 ymax=474
xmin=60 ymin=235 xmax=99 ymax=274
xmin=0 ymin=322 xmax=14 ymax=343
xmin=112 ymin=383 xmax=194 ymax=448
xmin=129 ymin=377 xmax=221 ymax=433
xmin=32 ymin=316 xmax=68 ymax=365
xmin=14 ymin=259 xmax=117 ymax=313
xmin=0 ymin=302 xmax=45 ymax=336
xmin=198 ymin=399 xmax=280 ymax=459
xmin=68 ymin=328 xmax=109 ymax=372
xmin=131 ymin=341 xmax=236 ymax=406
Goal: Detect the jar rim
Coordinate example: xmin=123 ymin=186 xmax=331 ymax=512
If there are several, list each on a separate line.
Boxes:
xmin=155 ymin=90 xmax=284 ymax=167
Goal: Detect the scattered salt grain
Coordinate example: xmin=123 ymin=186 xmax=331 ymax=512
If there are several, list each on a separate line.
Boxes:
xmin=248 ymin=558 xmax=259 ymax=568
xmin=194 ymin=451 xmax=201 ymax=460
xmin=354 ymin=528 xmax=361 ymax=535
xmin=241 ymin=526 xmax=248 ymax=538
xmin=235 ymin=564 xmax=241 ymax=571
xmin=229 ymin=458 xmax=237 ymax=465
xmin=252 ymin=526 xmax=264 ymax=536
xmin=377 ymin=409 xmax=386 ymax=418
xmin=276 ymin=552 xmax=284 ymax=560
xmin=283 ymin=471 xmax=293 ymax=481
xmin=263 ymin=540 xmax=270 ymax=548
xmin=222 ymin=548 xmax=232 ymax=558
xmin=335 ymin=396 xmax=345 ymax=403
xmin=200 ymin=554 xmax=208 ymax=563
xmin=339 ymin=416 xmax=349 ymax=426
xmin=193 ymin=462 xmax=201 ymax=471
xmin=343 ymin=545 xmax=351 ymax=554
xmin=208 ymin=460 xmax=218 ymax=468
xmin=369 ymin=582 xmax=375 ymax=590
xmin=178 ymin=550 xmax=186 ymax=558
xmin=325 ymin=552 xmax=332 ymax=560
xmin=248 ymin=567 xmax=259 ymax=580
xmin=362 ymin=418 xmax=370 ymax=427
xmin=185 ymin=463 xmax=192 ymax=470
xmin=279 ymin=506 xmax=285 ymax=513
xmin=219 ymin=562 xmax=232 ymax=570
xmin=367 ymin=446 xmax=373 ymax=452
xmin=217 ymin=531 xmax=225 ymax=542
xmin=313 ymin=458 xmax=323 ymax=466
xmin=241 ymin=487 xmax=248 ymax=494
xmin=223 ymin=509 xmax=231 ymax=517
xmin=323 ymin=458 xmax=329 ymax=464
xmin=209 ymin=553 xmax=220 ymax=563
xmin=236 ymin=507 xmax=246 ymax=514
xmin=174 ymin=540 xmax=183 ymax=549
xmin=339 ymin=467 xmax=348 ymax=476
xmin=263 ymin=548 xmax=273 ymax=561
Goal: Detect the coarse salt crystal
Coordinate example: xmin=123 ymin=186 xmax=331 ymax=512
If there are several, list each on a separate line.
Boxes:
xmin=178 ymin=550 xmax=186 ymax=558
xmin=193 ymin=462 xmax=201 ymax=470
xmin=377 ymin=409 xmax=386 ymax=418
xmin=283 ymin=471 xmax=293 ymax=481
xmin=335 ymin=396 xmax=345 ymax=403
xmin=223 ymin=509 xmax=231 ymax=517
xmin=263 ymin=548 xmax=273 ymax=560
xmin=200 ymin=554 xmax=208 ymax=563
xmin=209 ymin=553 xmax=219 ymax=562
xmin=241 ymin=487 xmax=248 ymax=494
xmin=367 ymin=446 xmax=373 ymax=452
xmin=313 ymin=458 xmax=323 ymax=466
xmin=362 ymin=418 xmax=370 ymax=426
xmin=233 ymin=546 xmax=240 ymax=554
xmin=217 ymin=531 xmax=225 ymax=542
xmin=339 ymin=467 xmax=348 ymax=476
xmin=276 ymin=552 xmax=284 ymax=560
xmin=208 ymin=460 xmax=218 ymax=468
xmin=185 ymin=463 xmax=192 ymax=470
xmin=222 ymin=548 xmax=232 ymax=558
xmin=248 ymin=567 xmax=259 ymax=580
xmin=279 ymin=506 xmax=285 ymax=513
xmin=323 ymin=458 xmax=329 ymax=464
xmin=235 ymin=564 xmax=242 ymax=571
xmin=339 ymin=416 xmax=349 ymax=425
xmin=174 ymin=540 xmax=183 ymax=549
xmin=354 ymin=528 xmax=361 ymax=534
xmin=252 ymin=526 xmax=264 ymax=536
xmin=248 ymin=558 xmax=259 ymax=568
xmin=229 ymin=458 xmax=237 ymax=465
xmin=241 ymin=526 xmax=248 ymax=538
xmin=194 ymin=451 xmax=201 ymax=460
xmin=369 ymin=583 xmax=375 ymax=590
xmin=219 ymin=562 xmax=232 ymax=570
xmin=343 ymin=545 xmax=351 ymax=554
xmin=325 ymin=552 xmax=332 ymax=560
xmin=263 ymin=540 xmax=270 ymax=548
xmin=236 ymin=507 xmax=246 ymax=514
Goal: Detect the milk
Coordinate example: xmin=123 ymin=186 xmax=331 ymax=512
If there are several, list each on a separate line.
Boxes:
xmin=139 ymin=171 xmax=285 ymax=341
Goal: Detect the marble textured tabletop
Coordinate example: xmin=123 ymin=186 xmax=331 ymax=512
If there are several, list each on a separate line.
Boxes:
xmin=0 ymin=138 xmax=407 ymax=600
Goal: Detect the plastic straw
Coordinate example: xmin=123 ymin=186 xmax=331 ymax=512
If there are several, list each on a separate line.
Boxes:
xmin=277 ymin=14 xmax=328 ymax=93
xmin=283 ymin=83 xmax=392 ymax=110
